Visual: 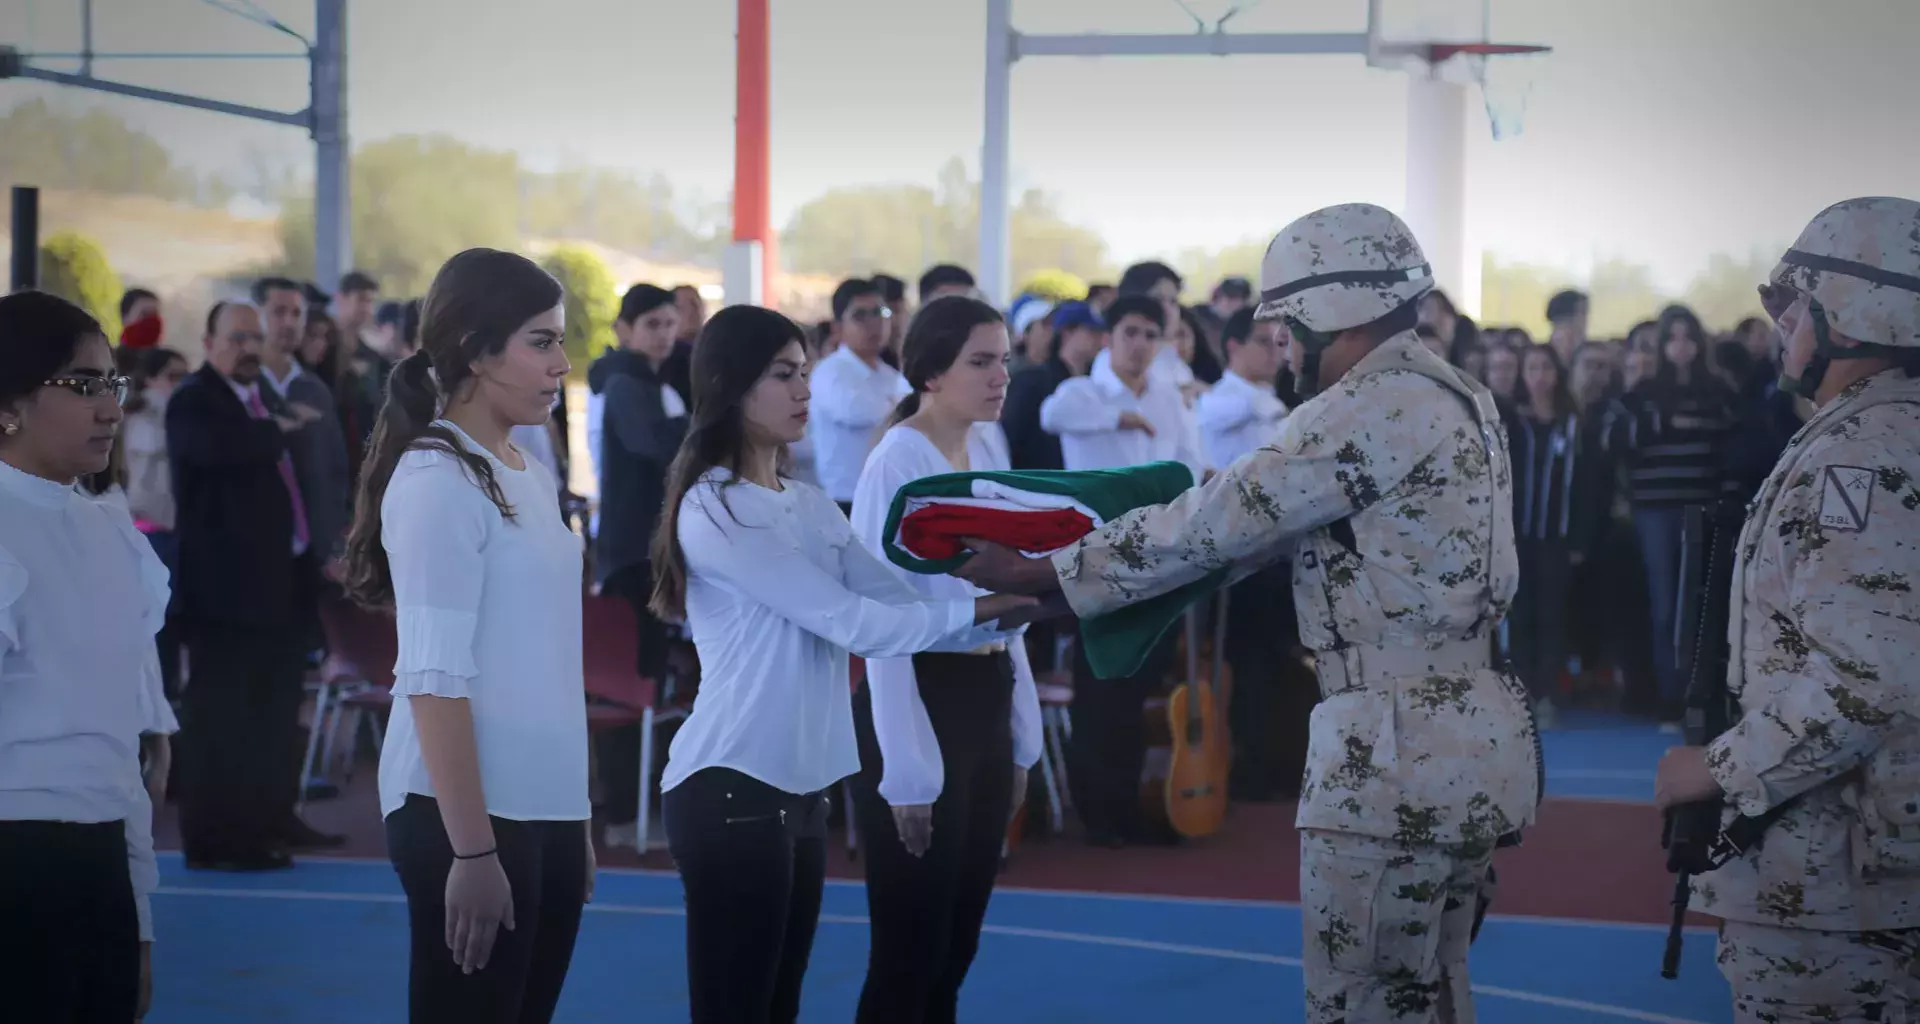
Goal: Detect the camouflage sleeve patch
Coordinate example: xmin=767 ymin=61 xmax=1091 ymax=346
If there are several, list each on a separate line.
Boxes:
xmin=1816 ymin=466 xmax=1875 ymax=532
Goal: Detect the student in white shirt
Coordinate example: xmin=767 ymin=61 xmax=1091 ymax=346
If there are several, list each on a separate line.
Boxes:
xmin=1195 ymin=307 xmax=1289 ymax=470
xmin=1039 ymin=294 xmax=1203 ymax=846
xmin=1041 ymin=294 xmax=1205 ymax=480
xmin=809 ymin=278 xmax=907 ymax=512
xmin=647 ymin=305 xmax=1038 ymax=1024
xmin=0 ymin=291 xmax=176 ymax=1022
xmin=340 ymin=249 xmax=591 ymax=1023
xmin=847 ymin=296 xmax=1046 ymax=1022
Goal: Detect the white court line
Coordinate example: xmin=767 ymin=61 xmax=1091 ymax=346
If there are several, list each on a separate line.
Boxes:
xmin=155 ymin=886 xmax=1709 ymax=1023
xmin=156 ymin=854 xmax=1712 ymax=934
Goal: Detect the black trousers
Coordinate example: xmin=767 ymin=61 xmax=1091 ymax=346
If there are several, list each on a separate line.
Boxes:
xmin=177 ymin=619 xmax=310 ymax=859
xmin=386 ymin=795 xmax=587 ymax=1024
xmin=0 ymin=820 xmax=140 ymax=1023
xmin=665 ymin=767 xmax=830 ymax=1024
xmin=594 ymin=562 xmax=673 ymax=826
xmin=850 ymin=652 xmax=1015 ymax=1024
xmin=1068 ymin=633 xmax=1172 ymax=842
xmin=1511 ymin=539 xmax=1576 ymax=702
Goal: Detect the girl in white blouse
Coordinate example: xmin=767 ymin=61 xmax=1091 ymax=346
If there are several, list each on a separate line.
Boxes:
xmin=0 ymin=291 xmax=175 ymax=1022
xmin=647 ymin=305 xmax=1037 ymax=1024
xmin=340 ymin=249 xmax=591 ymax=1023
xmin=847 ymin=296 xmax=1045 ymax=1023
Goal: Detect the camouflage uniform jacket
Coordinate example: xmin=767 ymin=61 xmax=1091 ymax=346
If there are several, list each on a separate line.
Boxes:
xmin=1696 ymin=368 xmax=1920 ymax=931
xmin=1051 ymin=332 xmax=1541 ymax=846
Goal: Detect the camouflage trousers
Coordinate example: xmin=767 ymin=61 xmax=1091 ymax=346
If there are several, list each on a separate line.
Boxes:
xmin=1300 ymin=829 xmax=1493 ymax=1023
xmin=1717 ymin=920 xmax=1920 ymax=1023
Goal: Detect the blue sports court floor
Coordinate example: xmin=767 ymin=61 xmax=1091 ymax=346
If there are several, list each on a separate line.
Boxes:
xmin=147 ymin=713 xmax=1730 ymax=1022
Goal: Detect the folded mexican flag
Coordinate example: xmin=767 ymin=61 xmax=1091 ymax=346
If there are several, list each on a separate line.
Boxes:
xmin=881 ymin=462 xmax=1222 ymax=680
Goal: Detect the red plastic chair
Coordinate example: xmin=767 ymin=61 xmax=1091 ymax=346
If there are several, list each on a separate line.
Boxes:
xmin=582 ymin=593 xmax=682 ymax=852
xmin=306 ymin=599 xmax=399 ymax=799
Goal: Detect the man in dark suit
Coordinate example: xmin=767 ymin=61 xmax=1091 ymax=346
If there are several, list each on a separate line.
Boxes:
xmin=167 ymin=301 xmax=334 ymax=870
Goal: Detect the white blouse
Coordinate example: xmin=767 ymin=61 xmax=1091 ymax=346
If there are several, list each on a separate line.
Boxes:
xmin=661 ymin=468 xmax=1002 ymax=797
xmin=377 ymin=422 xmax=591 ymax=822
xmin=850 ymin=424 xmax=1044 ymax=806
xmin=0 ymin=459 xmax=177 ymax=942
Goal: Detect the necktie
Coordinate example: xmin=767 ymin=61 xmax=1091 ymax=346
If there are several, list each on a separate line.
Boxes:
xmin=245 ymin=389 xmax=311 ymax=552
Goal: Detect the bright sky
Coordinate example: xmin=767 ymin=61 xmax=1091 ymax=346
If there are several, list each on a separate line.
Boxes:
xmin=4 ymin=0 xmax=1915 ymax=291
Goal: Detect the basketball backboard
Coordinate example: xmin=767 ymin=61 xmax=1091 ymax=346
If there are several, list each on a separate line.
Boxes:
xmin=1366 ymin=0 xmax=1492 ymax=80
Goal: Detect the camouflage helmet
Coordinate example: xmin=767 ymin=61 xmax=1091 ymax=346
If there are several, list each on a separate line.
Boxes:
xmin=1770 ymin=196 xmax=1920 ymax=349
xmin=1254 ymin=203 xmax=1435 ymax=334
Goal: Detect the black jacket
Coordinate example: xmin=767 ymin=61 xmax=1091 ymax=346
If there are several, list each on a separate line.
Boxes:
xmin=590 ymin=349 xmax=687 ymax=583
xmin=165 ymin=364 xmax=311 ymax=625
xmin=1002 ymin=357 xmax=1071 ymax=471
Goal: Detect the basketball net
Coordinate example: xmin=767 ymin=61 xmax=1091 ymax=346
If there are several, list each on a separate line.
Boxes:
xmin=1465 ymin=49 xmax=1548 ymax=141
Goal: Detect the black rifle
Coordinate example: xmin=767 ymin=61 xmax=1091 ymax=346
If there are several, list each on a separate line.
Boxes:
xmin=1659 ymin=501 xmax=1743 ymax=979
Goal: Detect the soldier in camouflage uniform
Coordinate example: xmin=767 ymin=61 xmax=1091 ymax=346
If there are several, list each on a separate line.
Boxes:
xmin=956 ymin=203 xmax=1540 ymax=1022
xmin=1655 ymin=196 xmax=1920 ymax=1023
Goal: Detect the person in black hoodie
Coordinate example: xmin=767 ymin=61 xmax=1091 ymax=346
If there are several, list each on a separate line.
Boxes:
xmin=1505 ymin=344 xmax=1607 ymax=728
xmin=587 ymin=284 xmax=689 ymax=849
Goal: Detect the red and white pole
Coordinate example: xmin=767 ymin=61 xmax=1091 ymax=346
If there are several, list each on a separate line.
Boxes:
xmin=725 ymin=0 xmax=773 ymax=307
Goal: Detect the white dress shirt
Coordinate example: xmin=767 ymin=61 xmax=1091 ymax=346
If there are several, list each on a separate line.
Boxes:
xmin=0 ymin=459 xmax=177 ymax=941
xmin=1040 ymin=356 xmax=1206 ymax=478
xmin=377 ymin=422 xmax=591 ymax=822
xmin=808 ymin=347 xmax=911 ymax=502
xmin=850 ymin=423 xmax=1044 ymax=806
xmin=1195 ymin=369 xmax=1289 ymax=470
xmin=661 ymin=468 xmax=1001 ymax=797
xmin=1093 ymin=343 xmax=1194 ymax=391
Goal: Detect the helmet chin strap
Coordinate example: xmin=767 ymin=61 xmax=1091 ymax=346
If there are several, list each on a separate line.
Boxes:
xmin=1777 ymin=300 xmax=1846 ymax=401
xmin=1288 ymin=320 xmax=1337 ymax=397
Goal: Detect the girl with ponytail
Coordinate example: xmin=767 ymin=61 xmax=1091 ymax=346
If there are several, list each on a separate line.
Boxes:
xmin=342 ymin=248 xmax=592 ymax=1023
xmin=843 ymin=295 xmax=1045 ymax=1020
xmin=648 ymin=303 xmax=1039 ymax=1023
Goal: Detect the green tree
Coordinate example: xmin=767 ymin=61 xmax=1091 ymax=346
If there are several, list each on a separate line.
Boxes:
xmin=279 ymin=135 xmax=522 ymax=295
xmin=781 ymin=158 xmax=1109 ymax=284
xmin=39 ymin=231 xmax=122 ymax=340
xmin=1171 ymin=239 xmax=1265 ymax=302
xmin=1681 ymin=250 xmax=1772 ymax=332
xmin=540 ymin=245 xmax=618 ymax=372
xmin=0 ymin=99 xmax=197 ymax=201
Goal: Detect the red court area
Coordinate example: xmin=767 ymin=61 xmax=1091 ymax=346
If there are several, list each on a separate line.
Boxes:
xmin=154 ymin=782 xmax=1688 ymax=927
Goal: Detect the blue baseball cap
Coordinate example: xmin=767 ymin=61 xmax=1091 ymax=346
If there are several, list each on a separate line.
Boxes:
xmin=1050 ymin=301 xmax=1105 ymax=333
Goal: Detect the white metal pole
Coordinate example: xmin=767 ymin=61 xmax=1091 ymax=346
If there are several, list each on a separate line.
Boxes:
xmin=312 ymin=0 xmax=350 ymax=291
xmin=979 ymin=0 xmax=1013 ymax=307
xmin=1403 ymin=71 xmax=1473 ymax=317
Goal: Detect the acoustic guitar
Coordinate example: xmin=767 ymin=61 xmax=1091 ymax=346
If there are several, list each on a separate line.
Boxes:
xmin=1140 ymin=592 xmax=1233 ymax=839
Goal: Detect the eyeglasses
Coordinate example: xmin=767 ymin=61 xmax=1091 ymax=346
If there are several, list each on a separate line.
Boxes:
xmin=846 ymin=307 xmax=892 ymax=324
xmin=44 ymin=375 xmax=132 ymax=406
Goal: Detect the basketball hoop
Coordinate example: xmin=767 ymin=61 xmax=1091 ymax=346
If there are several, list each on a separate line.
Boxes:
xmin=1433 ymin=42 xmax=1550 ymax=141
xmin=1366 ymin=0 xmax=1551 ymax=141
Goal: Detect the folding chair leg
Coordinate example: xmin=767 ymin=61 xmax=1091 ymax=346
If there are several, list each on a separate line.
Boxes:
xmin=1044 ymin=708 xmax=1073 ymax=816
xmin=1036 ymin=741 xmax=1065 ymax=833
xmin=297 ymin=682 xmax=333 ymax=812
xmin=844 ymin=779 xmax=858 ymax=861
xmin=636 ymin=706 xmax=655 ymax=854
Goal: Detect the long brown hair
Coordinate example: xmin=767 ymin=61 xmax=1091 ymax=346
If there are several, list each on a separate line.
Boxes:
xmin=648 ymin=305 xmax=809 ymax=622
xmin=342 ymin=249 xmax=563 ymax=608
xmin=884 ymin=295 xmax=1004 ymax=430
